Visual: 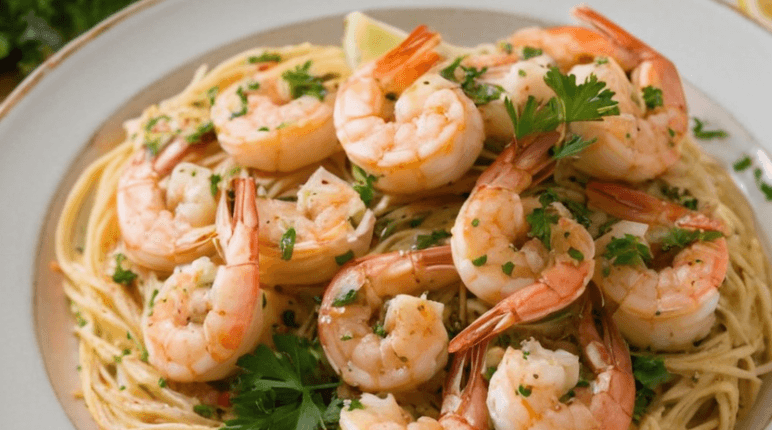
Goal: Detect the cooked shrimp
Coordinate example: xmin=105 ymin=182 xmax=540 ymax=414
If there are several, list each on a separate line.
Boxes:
xmin=256 ymin=166 xmax=375 ymax=285
xmin=117 ymin=139 xmax=216 ymax=272
xmin=509 ymin=6 xmax=688 ymax=182
xmin=142 ymin=178 xmax=262 ymax=382
xmin=486 ymin=303 xmax=634 ymax=430
xmin=586 ymin=181 xmax=728 ymax=351
xmin=459 ymin=53 xmax=557 ymax=142
xmin=450 ymin=132 xmax=594 ymax=306
xmin=318 ymin=246 xmax=459 ymax=392
xmin=212 ymin=47 xmax=349 ymax=172
xmin=333 ymin=25 xmax=484 ymax=194
xmin=339 ymin=342 xmax=490 ymax=430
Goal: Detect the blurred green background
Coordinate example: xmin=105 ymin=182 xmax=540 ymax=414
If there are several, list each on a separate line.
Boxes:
xmin=0 ymin=0 xmax=139 ymax=99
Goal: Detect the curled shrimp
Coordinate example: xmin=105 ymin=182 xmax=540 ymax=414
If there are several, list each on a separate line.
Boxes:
xmin=117 ymin=139 xmax=216 ymax=272
xmin=257 ymin=166 xmax=376 ymax=286
xmin=340 ymin=342 xmax=490 ymax=430
xmin=509 ymin=6 xmax=688 ymax=182
xmin=333 ymin=25 xmax=485 ymax=194
xmin=318 ymin=246 xmax=459 ymax=392
xmin=142 ymin=178 xmax=262 ymax=382
xmin=212 ymin=47 xmax=349 ymax=172
xmin=450 ymin=132 xmax=595 ymax=307
xmin=486 ymin=302 xmax=634 ymax=430
xmin=586 ymin=181 xmax=728 ymax=351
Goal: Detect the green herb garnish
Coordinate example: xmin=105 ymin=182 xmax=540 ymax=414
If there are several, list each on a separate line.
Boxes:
xmin=112 ymin=254 xmax=137 ymax=286
xmin=209 ymin=174 xmax=222 ymax=197
xmin=414 ymin=230 xmax=452 ymax=250
xmin=521 ymin=46 xmax=542 ymax=59
xmin=332 ymin=289 xmax=358 ymax=307
xmin=282 ymin=61 xmax=331 ymax=100
xmin=280 ymin=228 xmax=296 ymax=261
xmin=604 ymin=234 xmax=652 ymax=267
xmin=733 ymin=155 xmax=752 ymax=172
xmin=641 ymin=86 xmax=663 ymax=110
xmin=335 ymin=250 xmax=355 ymax=266
xmin=352 ymin=165 xmax=377 ymax=206
xmin=248 ymin=52 xmax=282 ymax=63
xmin=692 ymin=117 xmax=728 ymax=140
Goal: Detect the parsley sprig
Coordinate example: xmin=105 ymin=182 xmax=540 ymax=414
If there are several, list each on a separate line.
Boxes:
xmin=505 ymin=67 xmax=619 ymax=154
xmin=282 ymin=61 xmax=334 ymax=100
xmin=632 ymin=355 xmax=672 ymax=422
xmin=660 ymin=228 xmax=722 ymax=252
xmin=351 ymin=165 xmax=377 ymax=206
xmin=112 ymin=254 xmax=137 ymax=286
xmin=224 ymin=334 xmax=340 ymax=430
xmin=604 ymin=234 xmax=652 ymax=267
xmin=440 ymin=57 xmax=504 ymax=105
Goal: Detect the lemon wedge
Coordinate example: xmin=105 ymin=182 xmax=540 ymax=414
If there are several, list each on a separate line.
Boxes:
xmin=343 ymin=11 xmax=494 ymax=70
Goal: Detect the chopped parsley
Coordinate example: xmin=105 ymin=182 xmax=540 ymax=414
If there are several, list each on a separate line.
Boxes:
xmin=230 ymin=86 xmax=249 ymax=119
xmin=223 ymin=334 xmax=340 ymax=430
xmin=112 ymin=253 xmax=137 ymax=286
xmin=185 ymin=121 xmax=214 ymax=144
xmin=500 ymin=42 xmax=514 ymax=54
xmin=483 ymin=366 xmax=497 ymax=381
xmin=568 ymin=247 xmax=584 ymax=262
xmin=282 ymin=61 xmax=331 ymax=100
xmin=472 ymin=255 xmax=487 ymax=266
xmin=660 ymin=184 xmax=698 ymax=210
xmin=440 ymin=57 xmax=504 ymax=105
xmin=501 ymin=261 xmax=515 ymax=276
xmin=526 ymin=208 xmax=559 ymax=249
xmin=733 ymin=155 xmax=752 ymax=172
xmin=279 ymin=228 xmax=296 ymax=261
xmin=158 ymin=378 xmax=167 ymax=388
xmin=209 ymin=174 xmax=222 ymax=196
xmin=632 ymin=355 xmax=672 ymax=423
xmin=641 ymin=86 xmax=663 ymax=110
xmin=352 ymin=165 xmax=377 ymax=206
xmin=246 ymin=80 xmax=260 ymax=91
xmin=347 ymin=399 xmax=364 ymax=411
xmin=604 ymin=234 xmax=652 ymax=267
xmin=521 ymin=46 xmax=542 ymax=59
xmin=538 ymin=189 xmax=593 ymax=229
xmin=660 ymin=228 xmax=722 ymax=252
xmin=207 ymin=86 xmax=219 ymax=105
xmin=692 ymin=117 xmax=728 ymax=140
xmin=414 ymin=230 xmax=452 ymax=250
xmin=332 ymin=289 xmax=358 ymax=307
xmin=471 ymin=218 xmax=480 ymax=227
xmin=518 ymin=384 xmax=532 ymax=397
xmin=373 ymin=323 xmax=387 ymax=338
xmin=248 ymin=52 xmax=282 ymax=63
xmin=335 ymin=250 xmax=355 ymax=266
xmin=144 ymin=115 xmax=170 ymax=132
xmin=506 ymin=67 xmax=619 ymax=139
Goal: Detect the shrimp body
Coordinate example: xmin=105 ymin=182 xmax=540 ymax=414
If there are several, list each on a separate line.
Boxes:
xmin=587 ymin=181 xmax=728 ymax=351
xmin=340 ymin=343 xmax=491 ymax=430
xmin=318 ymin=246 xmax=458 ymax=392
xmin=451 ymin=132 xmax=595 ymax=306
xmin=257 ymin=167 xmax=376 ymax=285
xmin=487 ymin=304 xmax=634 ymax=430
xmin=334 ymin=26 xmax=484 ymax=194
xmin=508 ymin=7 xmax=687 ymax=183
xmin=117 ymin=140 xmax=216 ymax=272
xmin=143 ymin=178 xmax=262 ymax=381
xmin=212 ymin=48 xmax=349 ymax=172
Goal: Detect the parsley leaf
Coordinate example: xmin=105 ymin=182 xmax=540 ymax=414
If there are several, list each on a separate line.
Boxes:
xmin=733 ymin=155 xmax=752 ymax=172
xmin=506 ymin=67 xmax=619 ymax=139
xmin=526 ymin=208 xmax=559 ymax=249
xmin=112 ymin=254 xmax=137 ymax=286
xmin=249 ymin=52 xmax=282 ymax=63
xmin=209 ymin=174 xmax=222 ymax=197
xmin=692 ymin=117 xmax=728 ymax=140
xmin=335 ymin=250 xmax=355 ymax=266
xmin=660 ymin=228 xmax=723 ymax=252
xmin=224 ymin=334 xmax=339 ymax=430
xmin=332 ymin=289 xmax=358 ymax=307
xmin=660 ymin=184 xmax=698 ymax=210
xmin=282 ymin=61 xmax=331 ymax=100
xmin=631 ymin=355 xmax=672 ymax=422
xmin=441 ymin=57 xmax=504 ymax=105
xmin=352 ymin=165 xmax=377 ymax=206
xmin=604 ymin=234 xmax=652 ymax=267
xmin=641 ymin=86 xmax=663 ymax=110
xmin=521 ymin=46 xmax=542 ymax=59
xmin=230 ymin=86 xmax=249 ymax=119
xmin=185 ymin=121 xmax=214 ymax=144
xmin=414 ymin=230 xmax=452 ymax=250
xmin=551 ymin=133 xmax=597 ymax=160
xmin=280 ymin=228 xmax=296 ymax=261
xmin=538 ymin=188 xmax=592 ymax=228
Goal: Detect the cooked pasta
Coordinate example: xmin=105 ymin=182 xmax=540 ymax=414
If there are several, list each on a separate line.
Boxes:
xmin=54 ymin=10 xmax=772 ymax=430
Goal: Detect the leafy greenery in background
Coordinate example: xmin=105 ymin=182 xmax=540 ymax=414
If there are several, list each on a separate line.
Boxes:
xmin=0 ymin=0 xmax=138 ymax=77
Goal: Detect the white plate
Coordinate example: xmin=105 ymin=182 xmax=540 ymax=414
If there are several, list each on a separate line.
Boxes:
xmin=1 ymin=0 xmax=771 ymax=429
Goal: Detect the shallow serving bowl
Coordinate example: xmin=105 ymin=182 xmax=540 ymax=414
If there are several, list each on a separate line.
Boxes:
xmin=1 ymin=0 xmax=771 ymax=428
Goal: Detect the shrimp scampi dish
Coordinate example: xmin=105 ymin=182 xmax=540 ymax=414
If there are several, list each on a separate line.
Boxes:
xmin=54 ymin=6 xmax=772 ymax=430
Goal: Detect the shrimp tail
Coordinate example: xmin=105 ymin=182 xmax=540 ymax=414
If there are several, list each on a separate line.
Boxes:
xmin=587 ymin=181 xmax=728 ymax=233
xmin=374 ymin=25 xmax=441 ymax=93
xmin=476 ymin=131 xmax=560 ymax=190
xmin=439 ymin=341 xmax=490 ymax=430
xmin=448 ymin=273 xmax=588 ymax=353
xmin=586 ymin=180 xmax=690 ymax=225
xmin=577 ymin=301 xmax=635 ymax=429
